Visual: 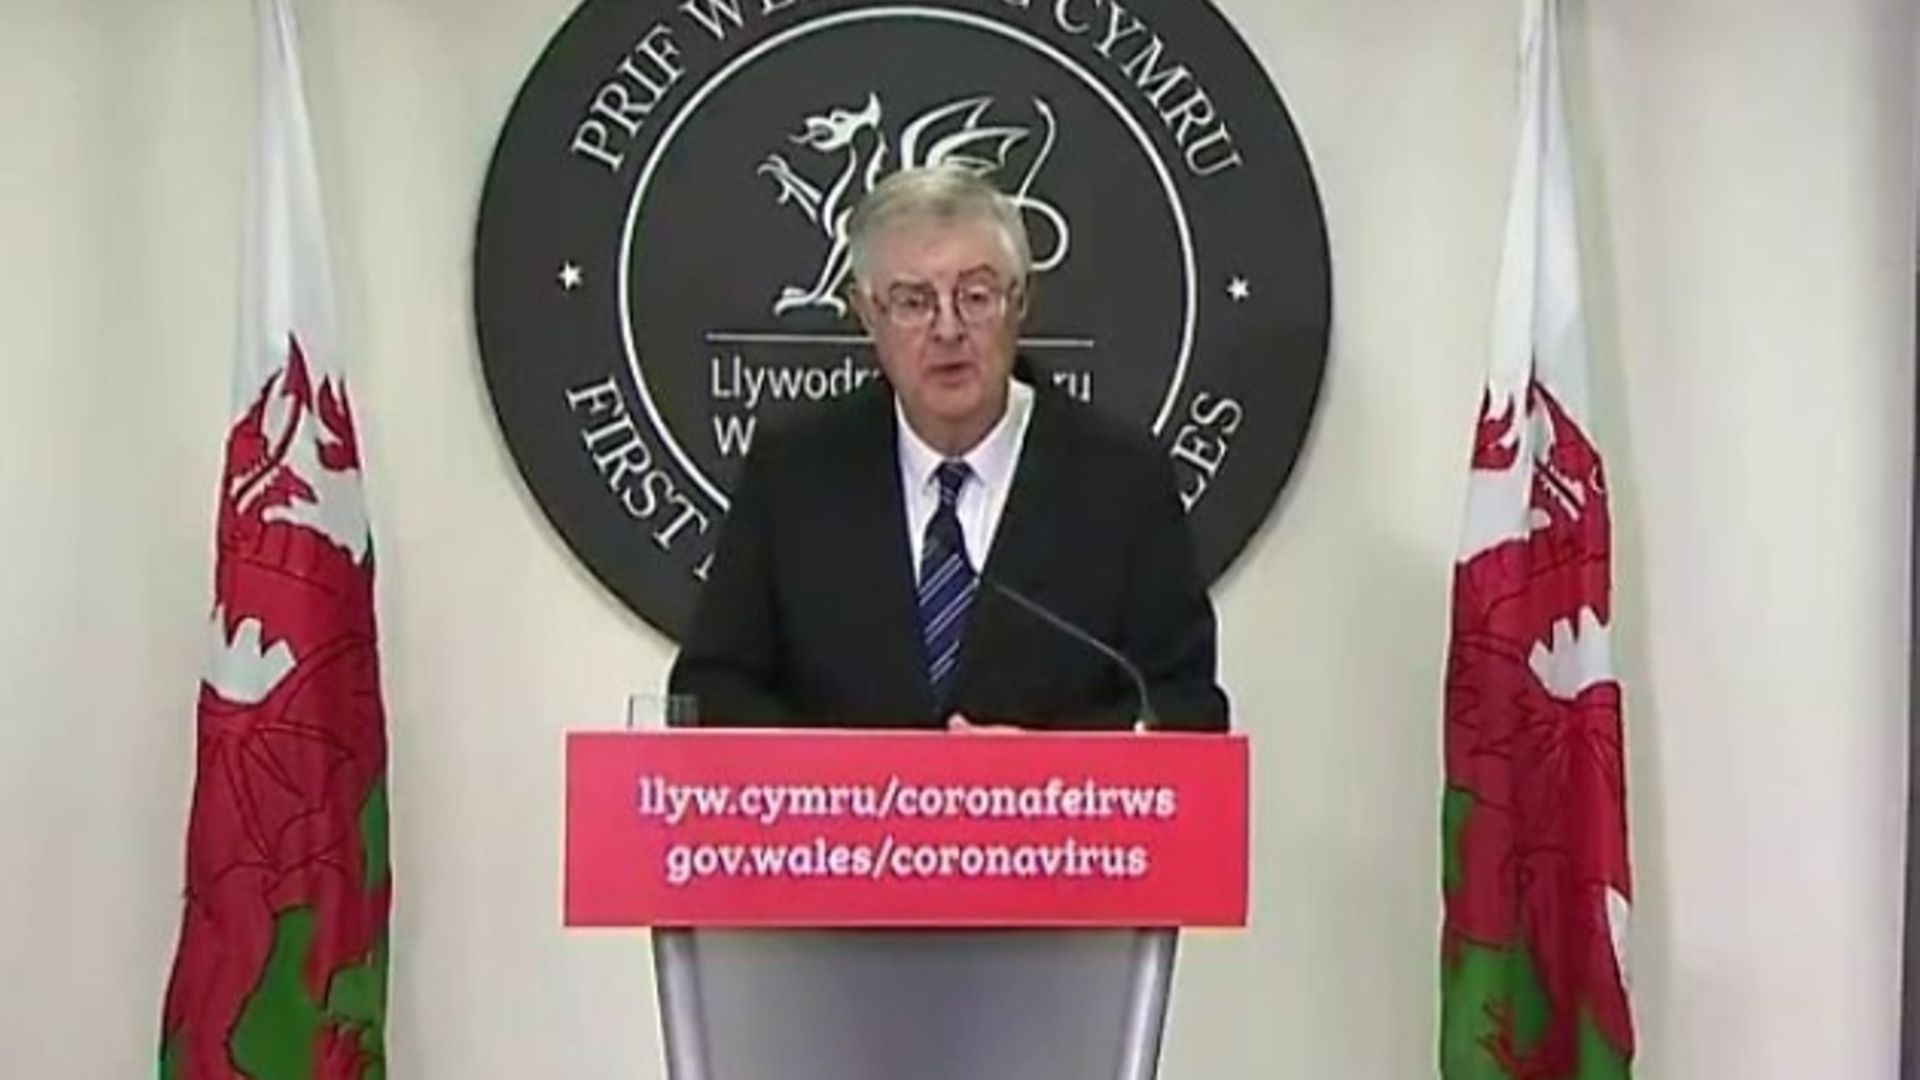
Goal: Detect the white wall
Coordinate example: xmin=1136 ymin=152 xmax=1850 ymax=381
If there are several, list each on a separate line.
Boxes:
xmin=0 ymin=0 xmax=1910 ymax=1076
xmin=1581 ymin=1 xmax=1916 ymax=1073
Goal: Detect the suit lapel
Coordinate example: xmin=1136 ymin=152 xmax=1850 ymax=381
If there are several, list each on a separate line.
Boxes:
xmin=974 ymin=383 xmax=1062 ymax=595
xmin=845 ymin=387 xmax=941 ymax=721
xmin=957 ymin=384 xmax=1063 ymax=700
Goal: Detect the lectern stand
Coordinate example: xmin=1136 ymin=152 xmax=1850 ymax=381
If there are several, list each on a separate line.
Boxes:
xmin=564 ymin=730 xmax=1247 ymax=1080
xmin=651 ymin=928 xmax=1175 ymax=1080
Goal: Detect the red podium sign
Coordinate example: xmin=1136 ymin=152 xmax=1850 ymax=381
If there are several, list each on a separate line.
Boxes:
xmin=564 ymin=730 xmax=1249 ymax=928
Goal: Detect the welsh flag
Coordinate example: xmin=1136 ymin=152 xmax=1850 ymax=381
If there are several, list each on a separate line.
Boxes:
xmin=159 ymin=0 xmax=391 ymax=1076
xmin=1440 ymin=1 xmax=1634 ymax=1077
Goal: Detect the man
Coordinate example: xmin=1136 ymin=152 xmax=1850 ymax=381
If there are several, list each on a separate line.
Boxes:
xmin=668 ymin=166 xmax=1228 ymax=732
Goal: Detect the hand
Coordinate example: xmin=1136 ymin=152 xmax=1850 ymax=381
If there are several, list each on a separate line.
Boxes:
xmin=946 ymin=713 xmax=1023 ymax=733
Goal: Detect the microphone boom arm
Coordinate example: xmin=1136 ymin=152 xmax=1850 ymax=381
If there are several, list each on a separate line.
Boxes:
xmin=979 ymin=576 xmax=1159 ymax=731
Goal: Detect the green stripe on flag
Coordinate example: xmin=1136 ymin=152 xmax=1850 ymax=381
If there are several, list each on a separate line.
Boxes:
xmin=232 ymin=908 xmax=327 ymax=1077
xmin=1441 ymin=940 xmax=1549 ymax=1079
xmin=228 ymin=902 xmax=388 ymax=1078
xmin=1442 ymin=787 xmax=1474 ymax=895
xmin=1442 ymin=939 xmax=1632 ymax=1079
xmin=361 ymin=779 xmax=389 ymax=894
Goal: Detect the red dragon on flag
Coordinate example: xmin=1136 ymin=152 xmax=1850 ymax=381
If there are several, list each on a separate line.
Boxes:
xmin=159 ymin=2 xmax=390 ymax=1077
xmin=1440 ymin=3 xmax=1634 ymax=1077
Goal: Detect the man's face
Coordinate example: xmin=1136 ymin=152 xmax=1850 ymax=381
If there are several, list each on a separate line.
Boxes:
xmin=853 ymin=217 xmax=1025 ymax=448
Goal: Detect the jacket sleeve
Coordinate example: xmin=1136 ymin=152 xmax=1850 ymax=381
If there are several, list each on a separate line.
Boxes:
xmin=1120 ymin=449 xmax=1231 ymax=732
xmin=666 ymin=443 xmax=796 ymax=726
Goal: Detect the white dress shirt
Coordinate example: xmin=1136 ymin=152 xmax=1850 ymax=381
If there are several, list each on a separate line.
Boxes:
xmin=896 ymin=380 xmax=1035 ymax=574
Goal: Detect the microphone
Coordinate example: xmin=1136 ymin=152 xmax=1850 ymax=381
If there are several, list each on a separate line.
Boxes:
xmin=977 ymin=574 xmax=1158 ymax=731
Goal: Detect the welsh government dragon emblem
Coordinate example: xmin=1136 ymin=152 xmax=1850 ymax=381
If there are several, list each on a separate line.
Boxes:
xmin=757 ymin=93 xmax=1072 ymax=317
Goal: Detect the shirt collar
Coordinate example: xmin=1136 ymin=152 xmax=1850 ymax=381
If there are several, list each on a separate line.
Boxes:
xmin=895 ymin=380 xmax=1034 ymax=494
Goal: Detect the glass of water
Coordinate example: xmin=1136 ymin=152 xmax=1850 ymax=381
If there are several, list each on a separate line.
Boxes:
xmin=624 ymin=691 xmax=700 ymax=730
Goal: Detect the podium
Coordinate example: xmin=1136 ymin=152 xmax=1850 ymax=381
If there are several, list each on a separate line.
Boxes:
xmin=566 ymin=729 xmax=1249 ymax=1080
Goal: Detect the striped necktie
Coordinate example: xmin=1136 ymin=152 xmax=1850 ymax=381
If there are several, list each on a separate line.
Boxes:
xmin=917 ymin=460 xmax=976 ymax=706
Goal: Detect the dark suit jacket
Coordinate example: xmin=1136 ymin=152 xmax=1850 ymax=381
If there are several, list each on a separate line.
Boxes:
xmin=667 ymin=374 xmax=1229 ymax=731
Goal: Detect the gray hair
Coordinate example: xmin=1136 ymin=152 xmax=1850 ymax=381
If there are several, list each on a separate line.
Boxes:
xmin=847 ymin=167 xmax=1032 ymax=291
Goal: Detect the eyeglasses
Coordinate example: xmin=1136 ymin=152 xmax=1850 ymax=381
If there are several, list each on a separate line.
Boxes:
xmin=870 ymin=279 xmax=1022 ymax=330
